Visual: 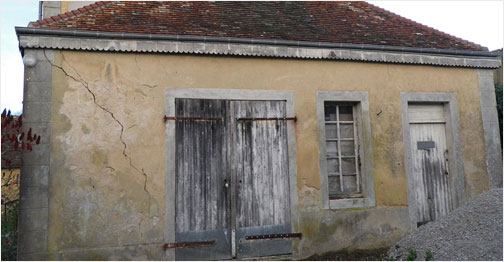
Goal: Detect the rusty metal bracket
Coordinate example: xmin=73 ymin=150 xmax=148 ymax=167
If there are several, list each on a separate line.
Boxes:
xmin=236 ymin=117 xmax=297 ymax=123
xmin=164 ymin=116 xmax=223 ymax=122
xmin=163 ymin=240 xmax=216 ymax=250
xmin=245 ymin=233 xmax=302 ymax=240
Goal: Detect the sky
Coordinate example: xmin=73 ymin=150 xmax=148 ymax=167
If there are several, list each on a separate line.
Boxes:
xmin=0 ymin=1 xmax=503 ymax=115
xmin=1 ymin=1 xmax=38 ymax=114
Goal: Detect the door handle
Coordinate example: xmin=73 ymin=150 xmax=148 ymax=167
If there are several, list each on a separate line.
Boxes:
xmin=224 ymin=179 xmax=229 ymax=188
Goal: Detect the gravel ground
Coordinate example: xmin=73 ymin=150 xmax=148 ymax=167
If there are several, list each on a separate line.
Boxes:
xmin=387 ymin=188 xmax=503 ymax=261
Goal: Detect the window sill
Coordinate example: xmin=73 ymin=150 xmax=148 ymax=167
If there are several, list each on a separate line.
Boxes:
xmin=328 ymin=197 xmax=374 ymax=210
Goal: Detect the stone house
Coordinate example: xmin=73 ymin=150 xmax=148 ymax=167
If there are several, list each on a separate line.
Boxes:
xmin=16 ymin=1 xmax=502 ymax=260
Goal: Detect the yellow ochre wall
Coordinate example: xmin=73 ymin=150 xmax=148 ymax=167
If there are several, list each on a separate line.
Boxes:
xmin=47 ymin=50 xmax=488 ymax=259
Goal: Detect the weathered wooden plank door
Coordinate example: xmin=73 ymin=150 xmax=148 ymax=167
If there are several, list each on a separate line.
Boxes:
xmin=408 ymin=104 xmax=453 ymax=227
xmin=232 ymin=101 xmax=292 ymax=259
xmin=174 ymin=99 xmax=292 ymax=260
xmin=175 ymin=99 xmax=232 ymax=260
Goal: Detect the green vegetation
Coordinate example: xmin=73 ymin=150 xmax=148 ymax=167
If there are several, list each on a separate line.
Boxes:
xmin=425 ymin=250 xmax=433 ymax=261
xmin=406 ymin=249 xmax=417 ymax=261
xmin=1 ymin=200 xmax=18 ymax=261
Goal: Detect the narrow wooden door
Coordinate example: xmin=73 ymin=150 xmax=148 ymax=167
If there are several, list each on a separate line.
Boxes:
xmin=174 ymin=99 xmax=232 ymax=260
xmin=408 ymin=104 xmax=453 ymax=227
xmin=233 ymin=101 xmax=292 ymax=259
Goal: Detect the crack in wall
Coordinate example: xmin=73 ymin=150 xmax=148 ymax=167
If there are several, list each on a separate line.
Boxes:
xmin=43 ymin=50 xmax=152 ymax=210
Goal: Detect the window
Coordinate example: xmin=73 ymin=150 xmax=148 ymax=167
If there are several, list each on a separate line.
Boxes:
xmin=317 ymin=91 xmax=375 ymax=209
xmin=324 ymin=102 xmax=361 ymax=199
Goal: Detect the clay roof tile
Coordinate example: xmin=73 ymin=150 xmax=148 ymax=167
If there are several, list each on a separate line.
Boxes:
xmin=30 ymin=1 xmax=487 ymax=51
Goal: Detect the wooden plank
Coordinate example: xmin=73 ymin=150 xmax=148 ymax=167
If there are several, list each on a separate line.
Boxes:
xmin=408 ymin=103 xmax=445 ymax=123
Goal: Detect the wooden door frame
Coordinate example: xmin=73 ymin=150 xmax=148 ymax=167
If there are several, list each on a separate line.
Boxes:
xmin=164 ymin=88 xmax=299 ymax=260
xmin=400 ymin=92 xmax=465 ymax=230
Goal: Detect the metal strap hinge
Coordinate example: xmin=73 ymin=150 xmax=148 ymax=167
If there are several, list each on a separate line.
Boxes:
xmin=163 ymin=240 xmax=215 ymax=250
xmin=164 ymin=116 xmax=222 ymax=122
xmin=237 ymin=117 xmax=297 ymax=122
xmin=245 ymin=233 xmax=302 ymax=240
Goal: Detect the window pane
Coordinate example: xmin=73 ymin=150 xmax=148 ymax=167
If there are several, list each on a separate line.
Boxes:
xmin=342 ymin=175 xmax=358 ymax=192
xmin=340 ymin=140 xmax=355 ymax=156
xmin=339 ymin=106 xmax=353 ymax=121
xmin=341 ymin=157 xmax=356 ymax=174
xmin=328 ymin=176 xmax=342 ymax=196
xmin=325 ymin=124 xmax=338 ymax=139
xmin=326 ymin=141 xmax=338 ymax=157
xmin=327 ymin=158 xmax=339 ymax=173
xmin=325 ymin=105 xmax=337 ymax=121
xmin=340 ymin=123 xmax=354 ymax=139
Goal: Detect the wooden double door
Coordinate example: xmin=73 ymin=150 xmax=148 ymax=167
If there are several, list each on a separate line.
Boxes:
xmin=174 ymin=99 xmax=292 ymax=260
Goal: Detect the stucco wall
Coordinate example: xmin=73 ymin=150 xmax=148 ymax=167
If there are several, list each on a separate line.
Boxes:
xmin=45 ymin=50 xmax=488 ymax=259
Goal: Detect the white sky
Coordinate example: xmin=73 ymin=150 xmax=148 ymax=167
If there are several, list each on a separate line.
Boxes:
xmin=0 ymin=1 xmax=503 ymax=114
xmin=370 ymin=1 xmax=503 ymax=51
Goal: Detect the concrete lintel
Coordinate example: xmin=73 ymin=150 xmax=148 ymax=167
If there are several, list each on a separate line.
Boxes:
xmin=18 ymin=35 xmax=502 ymax=69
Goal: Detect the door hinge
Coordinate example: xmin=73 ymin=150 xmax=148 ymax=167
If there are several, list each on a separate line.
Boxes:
xmin=163 ymin=240 xmax=215 ymax=250
xmin=164 ymin=116 xmax=222 ymax=122
xmin=236 ymin=117 xmax=297 ymax=123
xmin=245 ymin=233 xmax=302 ymax=240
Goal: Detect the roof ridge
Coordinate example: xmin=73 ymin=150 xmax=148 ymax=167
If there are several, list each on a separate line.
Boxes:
xmin=29 ymin=1 xmax=109 ymax=27
xmin=363 ymin=1 xmax=488 ymax=51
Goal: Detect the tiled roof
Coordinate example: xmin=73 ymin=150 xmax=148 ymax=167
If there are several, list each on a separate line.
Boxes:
xmin=29 ymin=1 xmax=487 ymax=51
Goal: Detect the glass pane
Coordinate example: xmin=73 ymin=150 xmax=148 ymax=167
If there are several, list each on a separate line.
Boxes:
xmin=328 ymin=176 xmax=342 ymax=196
xmin=339 ymin=106 xmax=353 ymax=121
xmin=325 ymin=105 xmax=337 ymax=121
xmin=326 ymin=141 xmax=338 ymax=157
xmin=341 ymin=157 xmax=356 ymax=174
xmin=342 ymin=175 xmax=358 ymax=193
xmin=340 ymin=140 xmax=355 ymax=156
xmin=325 ymin=124 xmax=338 ymax=139
xmin=340 ymin=123 xmax=354 ymax=139
xmin=327 ymin=158 xmax=339 ymax=173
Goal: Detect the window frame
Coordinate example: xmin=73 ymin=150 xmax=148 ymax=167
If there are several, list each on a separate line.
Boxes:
xmin=317 ymin=91 xmax=376 ymax=210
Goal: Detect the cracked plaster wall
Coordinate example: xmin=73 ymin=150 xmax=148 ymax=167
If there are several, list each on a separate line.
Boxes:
xmin=43 ymin=50 xmax=489 ymax=259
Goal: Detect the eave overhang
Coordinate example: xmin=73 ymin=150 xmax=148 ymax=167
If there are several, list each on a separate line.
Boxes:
xmin=16 ymin=27 xmax=501 ymax=69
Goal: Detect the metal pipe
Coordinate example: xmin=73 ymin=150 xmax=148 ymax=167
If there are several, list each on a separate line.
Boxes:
xmin=38 ymin=2 xmax=43 ymax=21
xmin=15 ymin=27 xmax=498 ymax=58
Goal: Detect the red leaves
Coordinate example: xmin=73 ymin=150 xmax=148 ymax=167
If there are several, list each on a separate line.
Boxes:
xmin=1 ymin=108 xmax=41 ymax=167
